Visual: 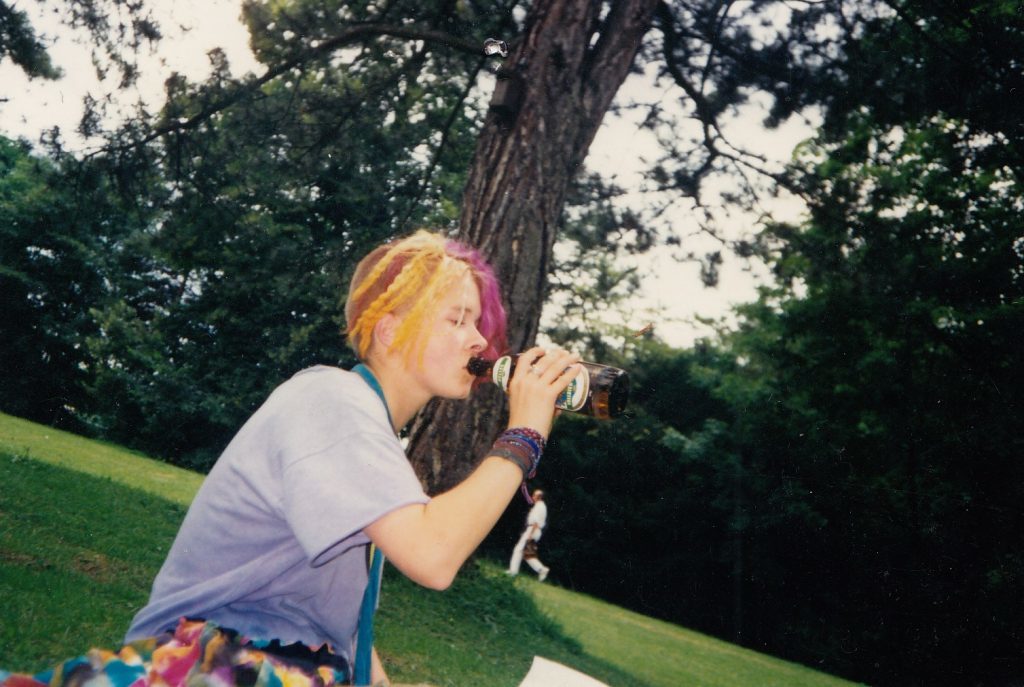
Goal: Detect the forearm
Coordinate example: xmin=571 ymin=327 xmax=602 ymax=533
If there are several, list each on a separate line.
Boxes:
xmin=365 ymin=455 xmax=523 ymax=589
xmin=427 ymin=454 xmax=523 ymax=552
xmin=367 ymin=346 xmax=577 ymax=589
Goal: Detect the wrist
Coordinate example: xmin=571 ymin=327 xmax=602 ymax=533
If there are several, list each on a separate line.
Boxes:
xmin=506 ymin=415 xmax=550 ymax=441
xmin=491 ymin=428 xmax=544 ymax=476
xmin=491 ymin=427 xmax=546 ymax=504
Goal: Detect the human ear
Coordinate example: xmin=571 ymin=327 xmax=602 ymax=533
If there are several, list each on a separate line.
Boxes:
xmin=372 ymin=312 xmax=400 ymax=351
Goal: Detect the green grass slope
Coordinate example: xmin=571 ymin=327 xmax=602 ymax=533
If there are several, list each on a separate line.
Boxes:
xmin=0 ymin=412 xmax=862 ymax=686
xmin=525 ymin=580 xmax=858 ymax=687
xmin=0 ymin=413 xmax=202 ymax=506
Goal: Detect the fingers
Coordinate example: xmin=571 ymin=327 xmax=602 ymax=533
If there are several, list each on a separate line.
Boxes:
xmin=506 ymin=347 xmax=582 ymax=437
xmin=519 ymin=347 xmax=580 ymax=382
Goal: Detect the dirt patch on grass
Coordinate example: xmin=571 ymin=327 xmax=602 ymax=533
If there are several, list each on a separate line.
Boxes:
xmin=71 ymin=551 xmax=131 ymax=582
xmin=0 ymin=549 xmax=44 ymax=567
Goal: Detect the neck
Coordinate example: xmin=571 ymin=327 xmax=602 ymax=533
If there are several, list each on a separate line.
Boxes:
xmin=360 ymin=358 xmax=429 ymax=430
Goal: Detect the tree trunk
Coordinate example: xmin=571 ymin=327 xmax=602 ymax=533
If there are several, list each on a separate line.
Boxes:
xmin=407 ymin=0 xmax=658 ymax=494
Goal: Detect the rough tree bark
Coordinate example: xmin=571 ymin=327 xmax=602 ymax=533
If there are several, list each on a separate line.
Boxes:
xmin=407 ymin=0 xmax=658 ymax=494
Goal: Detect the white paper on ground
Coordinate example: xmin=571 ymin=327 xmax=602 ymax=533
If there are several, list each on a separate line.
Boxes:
xmin=518 ymin=656 xmax=612 ymax=687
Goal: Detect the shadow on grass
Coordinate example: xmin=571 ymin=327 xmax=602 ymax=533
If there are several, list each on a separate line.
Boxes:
xmin=377 ymin=560 xmax=655 ymax=687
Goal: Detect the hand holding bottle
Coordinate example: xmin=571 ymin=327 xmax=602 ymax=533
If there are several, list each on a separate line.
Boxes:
xmin=503 ymin=346 xmax=581 ymax=439
xmin=469 ymin=351 xmax=630 ymax=421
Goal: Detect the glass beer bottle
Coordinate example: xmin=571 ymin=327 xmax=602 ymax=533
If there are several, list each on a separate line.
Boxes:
xmin=467 ymin=354 xmax=629 ymax=420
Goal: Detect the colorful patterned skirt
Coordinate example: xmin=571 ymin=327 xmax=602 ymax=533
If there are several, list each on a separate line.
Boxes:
xmin=0 ymin=619 xmax=352 ymax=687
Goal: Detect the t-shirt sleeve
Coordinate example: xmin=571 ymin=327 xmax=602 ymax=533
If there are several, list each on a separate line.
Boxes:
xmin=278 ymin=374 xmax=429 ymax=567
xmin=283 ymin=429 xmax=428 ymax=566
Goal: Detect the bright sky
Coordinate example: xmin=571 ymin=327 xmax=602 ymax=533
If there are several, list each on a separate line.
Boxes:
xmin=585 ymin=72 xmax=811 ymax=346
xmin=0 ymin=1 xmax=812 ymax=349
xmin=0 ymin=1 xmax=259 ymax=140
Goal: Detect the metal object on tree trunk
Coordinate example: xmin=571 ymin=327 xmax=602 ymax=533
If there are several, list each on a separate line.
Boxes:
xmin=483 ymin=38 xmax=509 ymax=57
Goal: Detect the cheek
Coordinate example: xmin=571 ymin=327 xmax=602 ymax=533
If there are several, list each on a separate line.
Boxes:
xmin=421 ymin=329 xmax=461 ymax=366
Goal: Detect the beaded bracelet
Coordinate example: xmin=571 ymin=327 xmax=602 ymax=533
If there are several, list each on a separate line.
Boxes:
xmin=491 ymin=437 xmax=535 ymax=478
xmin=507 ymin=430 xmax=548 ymax=450
xmin=502 ymin=427 xmax=547 ymax=456
xmin=491 ymin=427 xmax=547 ymax=503
xmin=494 ymin=428 xmax=546 ymax=472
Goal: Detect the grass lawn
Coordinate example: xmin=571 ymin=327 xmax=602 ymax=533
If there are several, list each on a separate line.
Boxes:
xmin=524 ymin=578 xmax=859 ymax=687
xmin=0 ymin=453 xmax=186 ymax=670
xmin=0 ymin=413 xmax=202 ymax=506
xmin=0 ymin=412 xmax=862 ymax=686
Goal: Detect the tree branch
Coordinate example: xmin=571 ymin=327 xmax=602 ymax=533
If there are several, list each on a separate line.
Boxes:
xmin=91 ymin=22 xmax=492 ymax=155
xmin=581 ymin=0 xmax=660 ymax=126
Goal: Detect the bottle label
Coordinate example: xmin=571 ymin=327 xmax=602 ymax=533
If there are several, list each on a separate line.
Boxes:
xmin=492 ymin=355 xmax=515 ymax=390
xmin=492 ymin=355 xmax=589 ymax=412
xmin=556 ymin=369 xmax=589 ymax=412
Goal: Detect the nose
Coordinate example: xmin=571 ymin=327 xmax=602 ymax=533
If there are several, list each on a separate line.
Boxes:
xmin=468 ymin=327 xmax=487 ymax=353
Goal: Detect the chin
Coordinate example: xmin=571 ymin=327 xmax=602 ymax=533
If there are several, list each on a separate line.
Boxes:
xmin=453 ymin=382 xmax=474 ymax=399
xmin=436 ymin=378 xmax=474 ymax=400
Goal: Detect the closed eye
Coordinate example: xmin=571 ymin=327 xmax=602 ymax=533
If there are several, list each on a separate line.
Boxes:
xmin=447 ymin=307 xmax=480 ymax=329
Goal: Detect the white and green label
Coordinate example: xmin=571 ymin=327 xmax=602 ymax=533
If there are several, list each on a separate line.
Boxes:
xmin=556 ymin=369 xmax=589 ymax=411
xmin=493 ymin=355 xmax=515 ymax=390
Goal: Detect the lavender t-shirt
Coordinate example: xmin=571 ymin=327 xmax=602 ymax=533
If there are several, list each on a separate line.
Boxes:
xmin=125 ymin=365 xmax=429 ymax=660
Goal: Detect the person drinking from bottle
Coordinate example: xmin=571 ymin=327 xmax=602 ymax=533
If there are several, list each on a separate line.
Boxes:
xmin=117 ymin=229 xmax=581 ymax=687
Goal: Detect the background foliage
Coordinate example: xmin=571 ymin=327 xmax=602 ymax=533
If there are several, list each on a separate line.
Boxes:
xmin=2 ymin=1 xmax=1023 ymax=685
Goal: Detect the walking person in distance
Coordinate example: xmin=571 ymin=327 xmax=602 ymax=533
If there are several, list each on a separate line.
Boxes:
xmin=508 ymin=489 xmax=551 ymax=581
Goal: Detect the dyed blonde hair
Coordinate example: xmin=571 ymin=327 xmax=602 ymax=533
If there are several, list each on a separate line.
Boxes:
xmin=345 ymin=230 xmax=507 ymax=364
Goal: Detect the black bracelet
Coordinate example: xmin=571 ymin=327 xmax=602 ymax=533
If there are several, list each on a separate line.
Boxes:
xmin=493 ymin=434 xmax=540 ymax=476
xmin=490 ymin=446 xmax=532 ymax=477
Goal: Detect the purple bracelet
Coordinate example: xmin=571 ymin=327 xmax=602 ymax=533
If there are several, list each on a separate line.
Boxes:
xmin=505 ymin=427 xmax=546 ymax=452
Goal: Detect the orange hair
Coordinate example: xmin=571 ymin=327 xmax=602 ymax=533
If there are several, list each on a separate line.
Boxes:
xmin=345 ymin=230 xmax=506 ymax=364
